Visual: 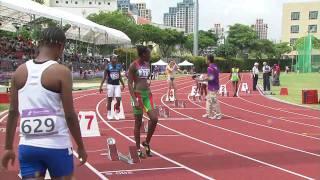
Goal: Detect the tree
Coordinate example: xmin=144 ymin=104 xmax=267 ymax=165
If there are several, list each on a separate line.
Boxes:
xmin=215 ymin=43 xmax=237 ymax=58
xmin=185 ymin=30 xmax=218 ymax=53
xmin=273 ymin=42 xmax=291 ymax=59
xmin=157 ymin=29 xmax=186 ymax=57
xmin=250 ymin=39 xmax=275 ymax=59
xmin=227 ymin=24 xmax=258 ymax=55
xmin=88 ymin=11 xmax=142 ymax=44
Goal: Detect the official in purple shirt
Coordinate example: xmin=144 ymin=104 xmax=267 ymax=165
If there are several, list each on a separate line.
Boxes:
xmin=199 ymin=55 xmax=222 ymax=120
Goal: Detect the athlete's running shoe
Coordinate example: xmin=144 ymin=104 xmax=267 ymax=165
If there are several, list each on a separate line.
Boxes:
xmin=137 ymin=149 xmax=146 ymax=159
xmin=142 ymin=141 xmax=152 ymax=157
xmin=107 ymin=111 xmax=113 ymax=120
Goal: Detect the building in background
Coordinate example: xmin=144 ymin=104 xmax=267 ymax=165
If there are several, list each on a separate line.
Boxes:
xmin=164 ymin=0 xmax=194 ymax=34
xmin=211 ymin=23 xmax=225 ymax=45
xmin=118 ymin=0 xmax=152 ymax=21
xmin=281 ymin=1 xmax=320 ymax=46
xmin=252 ymin=19 xmax=268 ymax=40
xmin=43 ymin=0 xmax=117 ymax=17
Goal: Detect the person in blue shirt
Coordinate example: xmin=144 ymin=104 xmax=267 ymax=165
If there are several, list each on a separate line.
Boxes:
xmin=99 ymin=54 xmax=125 ymax=120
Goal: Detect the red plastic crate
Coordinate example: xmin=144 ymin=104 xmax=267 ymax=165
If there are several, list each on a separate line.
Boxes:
xmin=302 ymin=90 xmax=318 ymax=104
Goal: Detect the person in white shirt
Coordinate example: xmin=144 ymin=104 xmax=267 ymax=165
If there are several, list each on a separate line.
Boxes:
xmin=252 ymin=62 xmax=259 ymax=91
xmin=262 ymin=62 xmax=271 ymax=91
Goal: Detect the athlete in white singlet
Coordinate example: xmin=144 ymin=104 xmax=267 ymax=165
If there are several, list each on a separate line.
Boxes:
xmin=1 ymin=28 xmax=87 ymax=179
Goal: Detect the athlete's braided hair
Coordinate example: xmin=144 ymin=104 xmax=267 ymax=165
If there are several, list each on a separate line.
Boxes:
xmin=38 ymin=27 xmax=66 ymax=47
xmin=137 ymin=45 xmax=149 ymax=57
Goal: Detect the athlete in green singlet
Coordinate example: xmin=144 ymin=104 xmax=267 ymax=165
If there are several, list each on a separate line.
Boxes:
xmin=230 ymin=66 xmax=241 ymax=97
xmin=128 ymin=46 xmax=158 ymax=158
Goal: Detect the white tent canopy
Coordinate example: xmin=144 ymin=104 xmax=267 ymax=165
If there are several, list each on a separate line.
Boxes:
xmin=152 ymin=59 xmax=168 ymax=66
xmin=178 ymin=60 xmax=194 ymax=66
xmin=0 ymin=0 xmax=131 ymax=44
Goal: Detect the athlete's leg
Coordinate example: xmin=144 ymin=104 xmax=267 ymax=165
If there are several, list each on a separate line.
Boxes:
xmin=115 ymin=85 xmax=121 ymax=110
xmin=172 ymin=80 xmax=177 ymax=100
xmin=145 ymin=109 xmax=158 ymax=144
xmin=134 ymin=114 xmax=143 ymax=149
xmin=19 ymin=145 xmax=46 ymax=180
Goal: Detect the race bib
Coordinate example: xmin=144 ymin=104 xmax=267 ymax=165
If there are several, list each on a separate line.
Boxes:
xmin=110 ymin=72 xmax=120 ymax=80
xmin=20 ymin=108 xmax=58 ymax=137
xmin=138 ymin=68 xmax=150 ymax=79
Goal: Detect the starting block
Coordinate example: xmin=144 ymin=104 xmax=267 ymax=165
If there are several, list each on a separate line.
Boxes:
xmin=157 ymin=106 xmax=170 ymax=118
xmin=174 ymin=100 xmax=187 ymax=108
xmin=166 ymin=89 xmax=175 ymax=102
xmin=107 ymin=138 xmax=119 ymax=161
xmin=241 ymin=83 xmax=250 ymax=94
xmin=105 ymin=138 xmax=140 ymax=164
xmin=219 ymin=85 xmax=229 ymax=97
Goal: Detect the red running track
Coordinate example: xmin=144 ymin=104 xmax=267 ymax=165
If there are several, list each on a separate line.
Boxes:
xmin=0 ymin=74 xmax=319 ymax=180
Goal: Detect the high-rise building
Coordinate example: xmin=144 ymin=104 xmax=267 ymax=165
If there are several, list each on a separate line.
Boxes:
xmin=211 ymin=23 xmax=225 ymax=45
xmin=123 ymin=1 xmax=152 ymax=21
xmin=252 ymin=19 xmax=268 ymax=40
xmin=164 ymin=0 xmax=194 ymax=34
xmin=43 ymin=0 xmax=117 ymax=17
xmin=281 ymin=1 xmax=320 ymax=45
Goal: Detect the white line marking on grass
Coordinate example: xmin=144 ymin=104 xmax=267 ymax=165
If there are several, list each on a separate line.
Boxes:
xmin=96 ymin=98 xmax=215 ymax=180
xmin=101 ymin=166 xmax=184 ymax=174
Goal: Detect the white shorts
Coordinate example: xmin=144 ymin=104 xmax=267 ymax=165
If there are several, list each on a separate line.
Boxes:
xmin=107 ymin=84 xmax=121 ymax=98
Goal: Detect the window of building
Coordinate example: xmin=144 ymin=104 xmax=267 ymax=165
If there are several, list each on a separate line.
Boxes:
xmin=290 ymin=25 xmax=299 ymax=33
xmin=89 ymin=1 xmax=92 ymax=5
xmin=56 ymin=1 xmax=59 ymax=3
xmin=108 ymin=2 xmax=110 ymax=5
xmin=75 ymin=1 xmax=78 ymax=4
xmin=308 ymin=25 xmax=317 ymax=33
xmin=290 ymin=38 xmax=297 ymax=46
xmin=65 ymin=1 xmax=68 ymax=4
xmin=309 ymin=11 xmax=318 ymax=20
xmin=291 ymin=12 xmax=300 ymax=20
xmin=98 ymin=2 xmax=101 ymax=5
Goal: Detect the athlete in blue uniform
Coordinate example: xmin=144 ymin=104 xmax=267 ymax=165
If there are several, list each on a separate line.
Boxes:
xmin=99 ymin=55 xmax=125 ymax=120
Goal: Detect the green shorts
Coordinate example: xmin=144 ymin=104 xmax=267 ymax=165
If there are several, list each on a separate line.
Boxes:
xmin=131 ymin=90 xmax=156 ymax=115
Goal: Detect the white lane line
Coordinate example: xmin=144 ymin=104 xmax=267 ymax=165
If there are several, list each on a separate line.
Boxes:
xmin=158 ymin=95 xmax=320 ymax=180
xmin=239 ymin=97 xmax=320 ymax=119
xmin=219 ymin=99 xmax=320 ymax=129
xmin=128 ymin=134 xmax=182 ymax=138
xmin=0 ymin=110 xmax=8 ymax=117
xmin=159 ymin=95 xmax=314 ymax=180
xmin=96 ymin=98 xmax=215 ymax=180
xmin=178 ymin=83 xmax=320 ymax=141
xmin=183 ymin=95 xmax=320 ymax=157
xmin=101 ymin=166 xmax=184 ymax=174
xmin=73 ymin=150 xmax=109 ymax=180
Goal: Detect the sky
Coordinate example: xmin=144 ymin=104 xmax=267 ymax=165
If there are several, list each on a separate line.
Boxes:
xmin=131 ymin=0 xmax=317 ymax=41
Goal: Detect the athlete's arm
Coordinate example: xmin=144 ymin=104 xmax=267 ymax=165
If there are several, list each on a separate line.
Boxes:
xmin=128 ymin=63 xmax=138 ymax=107
xmin=99 ymin=69 xmax=108 ymax=93
xmin=1 ymin=71 xmax=20 ymax=169
xmin=59 ymin=66 xmax=87 ymax=165
xmin=119 ymin=71 xmax=125 ymax=90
